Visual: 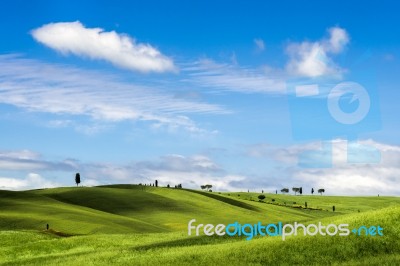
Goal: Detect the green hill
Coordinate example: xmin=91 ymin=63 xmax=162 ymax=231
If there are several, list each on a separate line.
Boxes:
xmin=0 ymin=185 xmax=399 ymax=265
xmin=1 ymin=185 xmax=332 ymax=234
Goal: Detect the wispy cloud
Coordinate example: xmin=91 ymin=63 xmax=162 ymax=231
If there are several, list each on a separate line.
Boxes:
xmin=183 ymin=59 xmax=286 ymax=94
xmin=79 ymin=154 xmax=224 ymax=182
xmin=254 ymin=38 xmax=265 ymax=51
xmin=0 ymin=55 xmax=226 ymax=133
xmin=31 ymin=21 xmax=176 ymax=73
xmin=0 ymin=149 xmax=77 ymax=171
xmin=286 ymin=27 xmax=349 ymax=78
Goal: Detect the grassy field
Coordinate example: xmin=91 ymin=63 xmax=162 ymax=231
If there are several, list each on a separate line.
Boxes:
xmin=0 ymin=185 xmax=399 ymax=265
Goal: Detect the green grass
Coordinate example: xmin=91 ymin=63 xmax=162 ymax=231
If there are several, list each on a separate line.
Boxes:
xmin=0 ymin=185 xmax=399 ymax=265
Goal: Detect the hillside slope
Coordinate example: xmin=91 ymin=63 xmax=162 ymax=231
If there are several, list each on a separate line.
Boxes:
xmin=0 ymin=185 xmax=309 ymax=234
xmin=0 ymin=189 xmax=165 ymax=234
xmin=0 ymin=203 xmax=398 ymax=265
xmin=1 ymin=185 xmax=399 ymax=236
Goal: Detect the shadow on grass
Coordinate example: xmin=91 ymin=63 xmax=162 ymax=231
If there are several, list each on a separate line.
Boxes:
xmin=40 ymin=229 xmax=76 ymax=238
xmin=131 ymin=235 xmax=243 ymax=251
xmin=186 ymin=189 xmax=261 ymax=212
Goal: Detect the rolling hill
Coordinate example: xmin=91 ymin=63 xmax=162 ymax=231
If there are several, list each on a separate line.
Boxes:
xmin=0 ymin=185 xmax=399 ymax=265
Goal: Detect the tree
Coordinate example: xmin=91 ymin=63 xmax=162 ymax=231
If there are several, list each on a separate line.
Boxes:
xmin=311 ymin=188 xmax=314 ymax=195
xmin=292 ymin=187 xmax=300 ymax=195
xmin=155 ymin=180 xmax=158 ymax=187
xmin=167 ymin=184 xmax=170 ymax=188
xmin=299 ymin=187 xmax=303 ymax=195
xmin=75 ymin=173 xmax=81 ymax=187
xmin=258 ymin=195 xmax=266 ymax=201
xmin=318 ymin=188 xmax=325 ymax=195
xmin=201 ymin=184 xmax=212 ymax=191
xmin=281 ymin=188 xmax=289 ymax=194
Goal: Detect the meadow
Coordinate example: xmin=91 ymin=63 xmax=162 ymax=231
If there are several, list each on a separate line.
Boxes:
xmin=0 ymin=185 xmax=399 ymax=265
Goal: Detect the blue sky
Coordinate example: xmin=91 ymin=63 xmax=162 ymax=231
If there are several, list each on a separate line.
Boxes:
xmin=0 ymin=0 xmax=399 ymax=195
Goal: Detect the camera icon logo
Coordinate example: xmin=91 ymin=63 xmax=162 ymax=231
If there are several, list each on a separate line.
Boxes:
xmin=327 ymin=81 xmax=370 ymax=125
xmin=288 ymin=67 xmax=381 ymax=168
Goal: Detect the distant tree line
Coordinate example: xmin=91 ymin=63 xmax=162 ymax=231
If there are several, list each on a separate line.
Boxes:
xmin=278 ymin=187 xmax=325 ymax=195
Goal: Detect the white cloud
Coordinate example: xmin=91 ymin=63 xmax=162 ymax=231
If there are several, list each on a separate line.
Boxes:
xmin=325 ymin=27 xmax=349 ymax=53
xmin=2 ymin=140 xmax=400 ymax=195
xmin=184 ymin=27 xmax=349 ymax=95
xmin=0 ymin=173 xmax=60 ymax=190
xmin=0 ymin=148 xmax=276 ymax=192
xmin=0 ymin=152 xmax=243 ymax=190
xmin=286 ymin=42 xmax=333 ymax=77
xmin=286 ymin=27 xmax=349 ymax=77
xmin=0 ymin=55 xmax=225 ymax=134
xmin=296 ymin=166 xmax=400 ymax=195
xmin=60 ymin=139 xmax=400 ymax=195
xmin=31 ymin=21 xmax=176 ymax=73
xmin=245 ymin=139 xmax=400 ymax=195
xmin=75 ymin=154 xmax=246 ymax=191
xmin=254 ymin=38 xmax=265 ymax=51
